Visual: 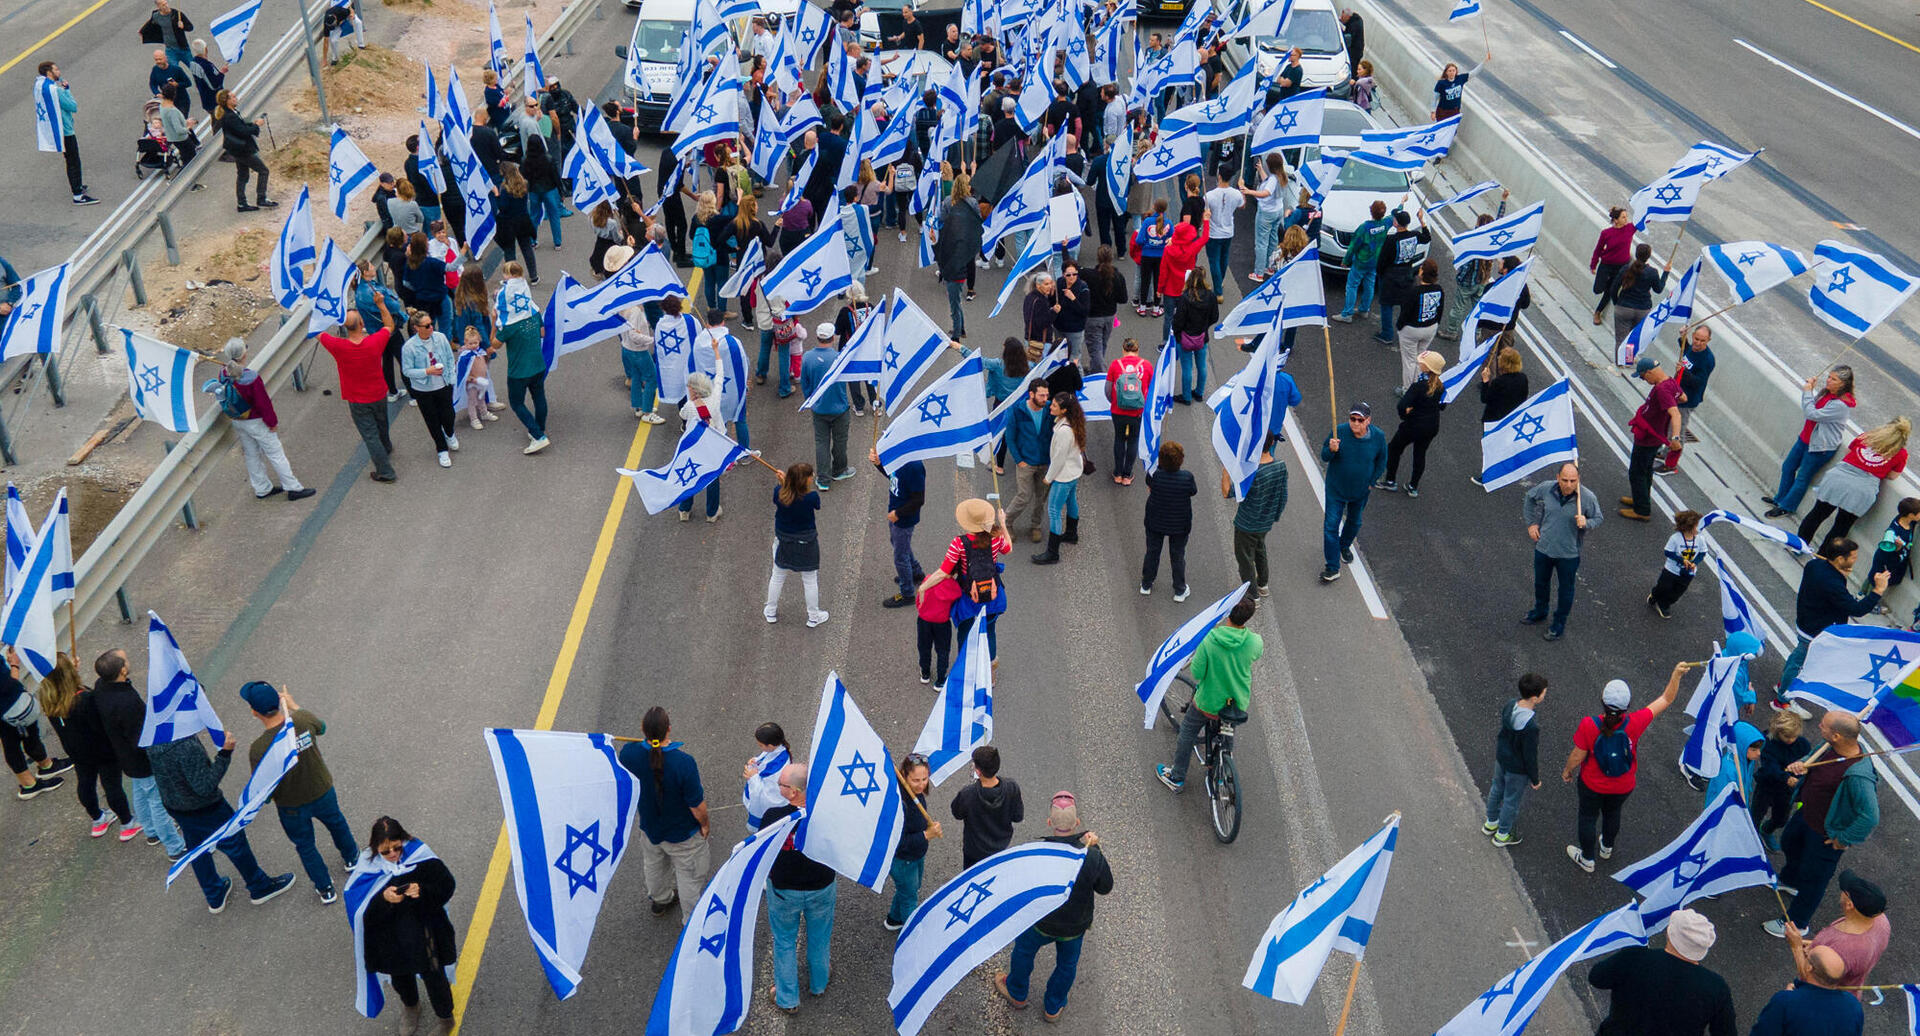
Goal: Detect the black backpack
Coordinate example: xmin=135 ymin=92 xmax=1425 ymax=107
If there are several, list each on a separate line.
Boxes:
xmin=1589 ymin=715 xmax=1636 ymax=778
xmin=954 ymin=533 xmax=998 ymax=603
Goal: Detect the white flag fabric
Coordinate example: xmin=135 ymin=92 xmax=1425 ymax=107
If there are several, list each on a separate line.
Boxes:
xmin=138 ymin=612 xmax=226 ymax=748
xmin=442 ymin=125 xmax=499 ymax=256
xmin=1350 ymin=116 xmax=1460 ymax=171
xmin=414 ymin=121 xmax=446 ymax=195
xmin=5 ymin=483 xmax=33 ymax=595
xmin=982 ymin=137 xmax=1060 ymax=252
xmin=876 ymin=355 xmax=994 ymax=474
xmin=1807 ymin=240 xmax=1918 ymax=339
xmin=1103 ymin=117 xmax=1133 ymax=206
xmin=1678 ymin=655 xmax=1744 ymax=780
xmin=1209 ymin=333 xmax=1283 ymax=499
xmin=986 ymin=342 xmax=1071 ymax=451
xmin=1243 ymin=815 xmax=1399 ymax=1003
xmin=1698 ymin=508 xmax=1811 ymax=554
xmin=564 ymin=136 xmax=618 ymax=212
xmin=646 ymin=811 xmax=802 ymax=1036
xmin=798 ymin=305 xmax=885 ymax=412
xmin=326 ymin=126 xmax=378 ymax=221
xmin=345 ymin=839 xmax=441 ymax=1018
xmin=1216 ymin=245 xmax=1327 ymax=338
xmin=1136 ymin=582 xmax=1252 ymax=729
xmin=1432 ymin=180 xmax=1502 ymax=211
xmin=579 ymin=104 xmax=649 ymax=182
xmin=1162 ymin=60 xmax=1260 ymax=142
xmin=0 ymin=263 xmax=71 ymax=361
xmin=522 ymin=14 xmax=546 ymax=100
xmin=1440 ymin=333 xmax=1499 ymax=405
xmin=269 ymin=187 xmax=316 ymax=310
xmin=1613 ymin=782 xmax=1774 ymax=933
xmin=1462 ymin=258 xmax=1533 ymax=341
xmin=760 ymin=218 xmax=854 ymax=315
xmin=652 ymin=311 xmax=701 ymax=404
xmin=305 ymin=238 xmax=357 ymax=336
xmin=1714 ymin=555 xmax=1772 ymax=650
xmin=1250 ymin=89 xmax=1326 ymax=156
xmin=1435 ymin=903 xmax=1647 ymax=1036
xmin=484 ymin=728 xmax=643 ymax=1000
xmin=424 ymin=63 xmax=444 ymax=134
xmin=1449 ymin=0 xmax=1481 ymax=19
xmin=989 ymin=228 xmax=1055 ymax=319
xmin=1013 ymin=67 xmax=1053 ymax=134
xmin=486 ymin=0 xmax=507 ymax=78
xmin=688 ymin=328 xmax=750 ymax=424
xmin=1133 ymin=122 xmax=1204 ymax=184
xmin=1783 ymin=625 xmax=1920 ymax=713
xmin=210 ymin=0 xmax=263 ymax=65
xmin=0 ymin=513 xmax=60 ymax=682
xmin=1616 ymin=258 xmax=1701 ymax=366
xmin=1296 ymin=150 xmax=1349 ymax=205
xmin=877 ymin=290 xmax=952 ymax=413
xmin=914 ymin=619 xmax=993 ymax=785
xmin=889 ymin=842 xmax=1087 ymax=1036
xmin=34 ymin=75 xmax=64 ymax=153
xmin=617 ymin=421 xmax=748 ymax=515
xmin=1075 ymin=373 xmax=1112 ymax=423
xmin=544 ymin=246 xmax=686 ymax=362
xmin=1702 ymin=241 xmax=1809 ymax=303
xmin=1628 ymin=142 xmax=1758 ymax=228
xmin=672 ymin=75 xmax=742 ymax=161
xmin=1451 ymin=203 xmax=1544 ymax=268
xmin=1138 ymin=338 xmax=1181 ymax=477
xmin=167 ymin=717 xmax=300 ymax=887
xmin=39 ymin=488 xmax=73 ymax=607
xmin=796 ymin=673 xmax=904 ymax=891
xmin=1479 ymin=379 xmax=1576 ymax=492
xmin=742 ymin=746 xmax=789 ymax=830
xmin=718 ymin=237 xmax=765 ymax=300
xmin=444 ymin=66 xmax=473 ymax=138
xmin=122 ymin=329 xmax=202 ymax=434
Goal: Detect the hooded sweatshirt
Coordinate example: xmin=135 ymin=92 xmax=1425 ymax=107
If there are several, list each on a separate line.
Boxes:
xmin=950 ymin=777 xmax=1024 ymax=866
xmin=1494 ymin=698 xmax=1540 ymax=784
xmin=1704 ymin=720 xmax=1764 ymax=806
xmin=1033 ymin=832 xmax=1113 ymax=938
xmin=1191 ymin=624 xmax=1263 ymax=715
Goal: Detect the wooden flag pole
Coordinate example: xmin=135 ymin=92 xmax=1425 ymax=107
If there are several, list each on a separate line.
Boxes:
xmin=66 ymin=600 xmax=77 ymax=659
xmin=1665 ymin=224 xmax=1690 ymax=268
xmin=750 ymin=452 xmax=785 ymax=478
xmin=1331 ymin=958 xmax=1363 ymax=1036
xmin=1800 ymin=742 xmax=1920 ymax=769
xmin=894 ymin=757 xmax=935 ymax=825
xmin=1322 ymin=326 xmax=1338 ymax=428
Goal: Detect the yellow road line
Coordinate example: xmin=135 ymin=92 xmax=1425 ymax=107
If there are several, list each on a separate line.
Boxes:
xmin=1796 ymin=0 xmax=1920 ymax=55
xmin=449 ymin=419 xmax=655 ymax=1032
xmin=0 ymin=0 xmax=117 ymax=76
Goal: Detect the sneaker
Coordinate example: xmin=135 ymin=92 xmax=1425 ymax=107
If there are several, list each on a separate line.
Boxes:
xmin=1492 ymin=831 xmax=1521 ymax=847
xmin=488 ymin=401 xmax=508 ymax=411
xmin=707 ymin=506 xmax=724 ymax=523
xmin=1319 ymin=567 xmax=1341 ymax=583
xmin=1597 ymin=841 xmax=1613 ymax=860
xmin=90 ymin=813 xmax=114 ymax=837
xmin=1140 ymin=585 xmax=1152 ymax=595
xmin=1653 ymin=467 xmax=1675 ymax=477
xmin=118 ymin=823 xmax=144 ymax=842
xmin=39 ymin=757 xmax=73 ymax=777
xmin=680 ymin=510 xmax=691 ymax=522
xmin=474 ymin=417 xmax=487 ymax=430
xmin=832 ymin=468 xmax=856 ymax=481
xmin=898 ymin=232 xmax=908 ymax=243
xmin=1331 ymin=312 xmax=1353 ymax=323
xmin=208 ymin=877 xmax=234 ymax=913
xmin=965 ymin=292 xmax=977 ymax=302
xmin=437 ymin=451 xmax=452 ymax=468
xmin=15 ymin=776 xmax=63 ymax=799
xmin=641 ymin=412 xmax=666 ymax=424
xmin=145 ymin=834 xmax=160 ymax=846
xmin=1151 ymin=305 xmax=1165 ymax=317
xmin=1373 ymin=479 xmax=1399 ymax=492
xmin=650 ymin=891 xmax=680 ymax=916
xmin=1340 ymin=546 xmax=1354 ymax=563
xmin=250 ymin=872 xmax=297 ymax=905
xmin=1155 ymin=765 xmax=1184 ymax=792
xmin=883 ymin=916 xmax=905 ymax=931
xmin=74 ymin=194 xmax=101 ymax=206
xmin=1519 ymin=613 xmax=1545 ymax=625
xmin=1543 ymin=628 xmax=1565 ymax=642
xmin=257 ymin=487 xmax=284 ymax=500
xmin=806 ymin=611 xmax=829 ymax=628
xmin=286 ymin=488 xmax=316 ymax=502
xmin=1653 ymin=601 xmax=1672 ymax=620
xmin=446 ymin=434 xmax=460 ymax=451
xmin=920 ymin=671 xmax=932 ymax=684
xmin=524 ymin=436 xmax=551 ymax=455
xmin=386 ymin=391 xmax=404 ymax=403
xmin=237 ymin=202 xmax=259 ymax=212
xmin=1174 ymin=587 xmax=1191 ymax=602
xmin=317 ymin=885 xmax=339 ymax=905
xmin=882 ymin=593 xmax=912 ymax=608
xmin=1406 ymin=487 xmax=1419 ymax=498
xmin=257 ymin=199 xmax=279 ymax=209
xmin=1480 ymin=820 xmax=1499 ymax=836
xmin=1256 ymin=584 xmax=1270 ymax=598
xmin=1564 ymin=845 xmax=1594 ymax=873
xmin=851 ymin=405 xmax=865 ymax=417
xmin=1762 ymin=918 xmax=1808 ymax=939
xmin=408 ymin=398 xmax=419 ymax=407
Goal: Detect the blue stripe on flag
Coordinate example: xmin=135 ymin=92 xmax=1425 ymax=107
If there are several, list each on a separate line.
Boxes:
xmin=1246 ymin=854 xmax=1380 ymax=997
xmin=491 ymin=728 xmax=571 ymax=998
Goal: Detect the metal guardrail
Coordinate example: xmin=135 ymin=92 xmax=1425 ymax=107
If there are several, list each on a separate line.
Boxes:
xmin=55 ymin=0 xmax=605 ymax=642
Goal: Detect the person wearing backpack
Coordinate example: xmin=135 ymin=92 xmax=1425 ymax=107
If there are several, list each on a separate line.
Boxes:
xmin=213 ymin=339 xmax=315 ymax=502
xmin=1106 ymin=338 xmax=1152 ymax=485
xmin=920 ymin=499 xmax=1011 ymax=662
xmin=1559 ymin=663 xmax=1687 ymax=873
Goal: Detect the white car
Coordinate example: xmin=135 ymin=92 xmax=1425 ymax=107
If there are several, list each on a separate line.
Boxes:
xmin=1218 ymin=0 xmax=1352 ymax=100
xmin=1280 ymin=101 xmax=1429 ymax=272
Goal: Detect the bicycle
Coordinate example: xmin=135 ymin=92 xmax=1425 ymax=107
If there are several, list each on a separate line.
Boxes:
xmin=1157 ymin=672 xmax=1245 ymax=844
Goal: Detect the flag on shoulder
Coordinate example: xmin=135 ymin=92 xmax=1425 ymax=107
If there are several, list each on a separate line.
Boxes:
xmin=914 ymin=619 xmax=993 ymax=784
xmin=1615 ymin=258 xmax=1700 ymax=367
xmin=1243 ymin=814 xmax=1399 ymax=1004
xmin=1136 ymin=583 xmax=1252 ymax=728
xmin=1435 ymin=903 xmax=1646 ymax=1035
xmin=121 ymin=329 xmax=202 ymax=434
xmin=34 ymin=75 xmax=64 ymax=154
xmin=1613 ymin=781 xmax=1773 ymax=933
xmin=345 ymin=839 xmax=441 ymax=1018
xmin=1479 ymin=379 xmax=1576 ymax=492
xmin=1451 ymin=202 xmax=1543 ymax=268
xmin=0 ymin=263 xmax=71 ymax=362
xmin=139 ymin=612 xmax=226 ymax=748
xmin=1209 ymin=333 xmax=1283 ymax=500
xmin=876 ymin=353 xmax=993 ymax=474
xmin=618 ymin=421 xmax=748 ymax=515
xmin=1807 ymin=240 xmax=1917 ymax=340
xmin=1703 ymin=241 xmax=1808 ymax=303
xmin=484 ymin=728 xmax=641 ymax=999
xmin=167 ymin=717 xmax=300 ymax=887
xmin=796 ymin=673 xmax=904 ymax=892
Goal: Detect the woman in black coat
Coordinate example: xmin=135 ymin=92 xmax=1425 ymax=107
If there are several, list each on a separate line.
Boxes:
xmin=214 ymin=90 xmax=275 ymax=212
xmin=1477 ymin=343 xmax=1529 ymax=424
xmin=1141 ymin=441 xmax=1198 ymax=597
xmin=1376 ymin=351 xmax=1447 ymax=497
xmin=362 ymin=816 xmax=458 ymax=1032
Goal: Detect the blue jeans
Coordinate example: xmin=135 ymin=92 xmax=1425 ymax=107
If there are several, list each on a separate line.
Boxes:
xmin=945 ymin=279 xmax=967 ymax=337
xmin=1773 ymin=440 xmax=1836 ymax=513
xmin=529 ymin=188 xmax=565 ymax=245
xmin=1322 ymin=492 xmax=1367 ymax=572
xmin=883 ymin=192 xmax=906 ymax=228
xmin=1780 ymin=634 xmax=1814 ymax=692
xmin=1484 ymin=764 xmax=1532 ymax=836
xmin=1252 ymin=210 xmax=1282 ymax=275
xmin=1342 ymin=265 xmax=1377 ymax=318
xmin=171 ymin=801 xmax=279 ymax=907
xmin=703 ymin=258 xmax=730 ymax=311
xmin=678 ymin=481 xmax=720 ymax=517
xmin=1529 ymin=551 xmax=1581 ymax=633
xmin=767 ymin=883 xmax=836 ymax=1007
xmin=420 ymin=204 xmax=442 ymax=227
xmin=1377 ymin=296 xmax=1400 ymax=341
xmin=885 ymin=855 xmax=924 ymax=926
xmin=889 ymin=521 xmax=922 ymax=596
xmin=1206 ymin=238 xmax=1231 ymax=295
xmin=1005 ymin=927 xmax=1083 ymax=1015
xmin=1177 ymin=345 xmax=1208 ymax=402
xmin=733 ymin=414 xmax=751 ymax=452
xmin=277 ymin=787 xmax=357 ymax=895
xmin=128 ymin=775 xmax=185 ymax=854
xmin=1047 ymin=479 xmax=1079 ymax=535
xmin=508 ymin=372 xmax=548 ymax=439
xmin=622 ymin=348 xmax=659 ymax=412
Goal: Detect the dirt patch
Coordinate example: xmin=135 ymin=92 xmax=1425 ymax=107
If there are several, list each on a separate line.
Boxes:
xmin=150 ymin=281 xmax=278 ymax=357
xmin=267 ymin=130 xmax=334 ymax=190
xmin=10 ymin=467 xmax=145 ymax=559
xmin=287 ymin=45 xmax=419 ymax=122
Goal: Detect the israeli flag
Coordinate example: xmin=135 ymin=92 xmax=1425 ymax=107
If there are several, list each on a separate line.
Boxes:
xmin=1135 ymin=581 xmax=1253 ymax=728
xmin=1712 ymin=555 xmax=1771 ymax=650
xmin=486 ymin=0 xmax=508 ymax=79
xmin=775 ymin=3 xmax=832 ymax=92
xmin=0 ymin=263 xmax=71 ymax=361
xmin=718 ymin=238 xmax=765 ymax=301
xmin=1217 ymin=246 xmax=1326 ymax=337
xmin=797 ymin=673 xmax=904 ymax=891
xmin=1058 ymin=16 xmax=1092 ymax=89
xmin=914 ymin=619 xmax=994 ymax=784
xmin=1614 ymin=782 xmax=1773 ymax=933
xmin=1250 ymin=89 xmax=1327 ymax=156
xmin=1434 ymin=903 xmax=1647 ymax=1036
xmin=424 ymin=64 xmax=444 ymax=134
xmin=21 ymin=489 xmax=66 ymax=607
xmin=1433 ymin=180 xmax=1503 ymax=212
xmin=1678 ymin=655 xmax=1744 ymax=780
xmin=415 ymin=122 xmax=446 ymax=196
xmin=305 ymin=239 xmax=357 ymax=336
xmin=166 ymin=716 xmax=300 ymax=887
xmin=549 ymin=247 xmax=686 ymax=362
xmin=1681 ymin=140 xmax=1761 ymax=183
xmin=1209 ymin=333 xmax=1283 ymax=499
xmin=1807 ymin=240 xmax=1918 ymax=339
xmin=1244 ymin=814 xmax=1399 ymax=1004
xmin=578 ymin=105 xmax=647 ymax=184
xmin=1440 ymin=333 xmax=1499 ymax=405
xmin=484 ymin=728 xmax=642 ymax=999
xmin=1094 ymin=10 xmax=1126 ymax=85
xmin=889 ymin=842 xmax=1087 ymax=1036
xmin=1462 ymin=258 xmax=1533 ymax=339
xmin=523 ymin=14 xmax=546 ymax=100
xmin=345 ymin=839 xmax=441 ymax=1018
xmin=1616 ymin=258 xmax=1700 ymax=366
xmin=1163 ymin=60 xmax=1260 ymax=142
xmin=877 ymin=291 xmax=951 ymax=413
xmin=990 ymin=229 xmax=1056 ymax=320
xmin=672 ymin=78 xmax=741 ymax=161
xmin=211 ymin=0 xmax=263 ymax=65
xmin=1076 ymin=373 xmax=1112 ymax=423
xmin=121 ymin=329 xmax=201 ymax=434
xmin=827 ymin=28 xmax=861 ymax=110
xmin=652 ymin=311 xmax=701 ymax=403
xmin=1296 ymin=150 xmax=1349 ymax=205
xmin=327 ymin=126 xmax=378 ymax=221
xmin=774 ymin=149 xmax=817 ymax=221
xmin=138 ymin=612 xmax=226 ymax=748
xmin=1629 ymin=161 xmax=1711 ymax=227
xmin=1138 ymin=338 xmax=1181 ymax=477
xmin=444 ymin=66 xmax=474 ymax=138
xmin=450 ymin=346 xmax=496 ymax=413
xmin=1013 ymin=64 xmax=1054 ymax=135
xmin=4 ymin=483 xmax=32 ymax=593
xmin=983 ymin=135 xmax=1062 ymax=252
xmin=0 ymin=515 xmax=59 ymax=682
xmin=763 ymin=219 xmax=855 ymax=316
xmin=835 ymin=113 xmax=864 ymax=194
xmin=1104 ymin=118 xmax=1133 ymax=206
xmin=747 ymin=112 xmax=787 ymax=187
xmin=618 ymin=421 xmax=748 ymax=515
xmin=687 ymin=0 xmax=732 ymax=62
xmin=564 ymin=137 xmax=618 ymax=212
xmin=1131 ymin=48 xmax=1182 ymax=107
xmin=34 ymin=75 xmax=64 ymax=153
xmin=1235 ymin=0 xmax=1300 ymax=35
xmin=1134 ymin=122 xmax=1204 ymax=184
xmin=742 ymin=746 xmax=789 ymax=830
xmin=269 ymin=187 xmax=316 ymax=310
xmin=688 ymin=328 xmax=751 ymax=424
xmin=1703 ymin=241 xmax=1809 ymax=303
xmin=1350 ymin=115 xmax=1460 ymax=171
xmin=867 ymin=101 xmax=920 ymax=173
xmin=442 ymin=123 xmax=499 ymax=256
xmin=1451 ymin=202 xmax=1543 ymax=268
xmin=1480 ymin=379 xmax=1576 ymax=492
xmin=878 ymin=355 xmax=994 ymax=474
xmin=799 ymin=305 xmax=884 ymax=412
xmin=1698 ymin=508 xmax=1811 ymax=554
xmin=1449 ymin=0 xmax=1481 ymax=19
xmin=1784 ymin=625 xmax=1920 ymax=712
xmin=1903 ymin=986 xmax=1920 ymax=1036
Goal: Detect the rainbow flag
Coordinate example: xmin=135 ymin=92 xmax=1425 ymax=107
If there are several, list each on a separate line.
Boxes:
xmin=1869 ymin=660 xmax=1920 ymax=748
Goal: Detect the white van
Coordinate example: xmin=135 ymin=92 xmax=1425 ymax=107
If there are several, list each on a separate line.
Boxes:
xmin=1218 ymin=0 xmax=1352 ymax=100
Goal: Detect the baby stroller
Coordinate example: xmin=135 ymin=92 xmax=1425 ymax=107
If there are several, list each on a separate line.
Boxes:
xmin=134 ymin=99 xmax=185 ymax=182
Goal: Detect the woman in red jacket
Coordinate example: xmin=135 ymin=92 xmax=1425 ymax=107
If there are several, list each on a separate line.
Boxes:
xmin=1157 ymin=214 xmax=1209 ymax=343
xmin=1589 ymin=207 xmax=1636 ymax=325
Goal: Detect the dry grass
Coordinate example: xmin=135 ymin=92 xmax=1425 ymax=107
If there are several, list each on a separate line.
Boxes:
xmin=269 ymin=130 xmax=333 ymax=187
xmin=288 ymin=45 xmax=420 ymax=120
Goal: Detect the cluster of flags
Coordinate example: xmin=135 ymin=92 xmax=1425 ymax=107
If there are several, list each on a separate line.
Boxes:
xmin=0 ymin=484 xmax=74 ymax=682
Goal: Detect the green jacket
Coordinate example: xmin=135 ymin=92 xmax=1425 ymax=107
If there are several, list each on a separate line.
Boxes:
xmin=1815 ymin=756 xmax=1881 ymax=848
xmin=498 ymin=313 xmax=546 ymax=380
xmin=1190 ymin=624 xmax=1262 ymax=715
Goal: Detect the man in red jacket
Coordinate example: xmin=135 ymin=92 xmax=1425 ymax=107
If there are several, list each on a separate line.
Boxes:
xmin=318 ymin=312 xmax=397 ymax=482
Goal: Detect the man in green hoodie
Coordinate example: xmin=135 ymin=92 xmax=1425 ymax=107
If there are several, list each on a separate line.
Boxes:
xmin=1158 ymin=596 xmax=1262 ymax=792
xmin=1768 ymin=709 xmax=1880 ymax=938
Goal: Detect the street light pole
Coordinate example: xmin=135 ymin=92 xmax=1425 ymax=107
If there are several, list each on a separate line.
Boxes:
xmin=293 ymin=0 xmax=331 ymax=124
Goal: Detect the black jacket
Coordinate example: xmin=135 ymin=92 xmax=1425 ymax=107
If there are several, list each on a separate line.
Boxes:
xmin=1172 ymin=291 xmax=1218 ymax=337
xmin=522 ymin=135 xmax=560 ymax=194
xmin=1794 ymin=557 xmax=1882 ymax=639
xmin=1479 ymin=370 xmax=1529 ymax=424
xmin=363 ymin=858 xmax=460 ymax=976
xmin=1033 ymin=833 xmax=1113 ymax=938
xmin=1053 ymin=279 xmax=1091 ymax=334
xmin=1756 ymin=735 xmax=1813 ymax=787
xmin=139 ymin=9 xmax=194 ymax=45
xmin=218 ymin=110 xmax=260 ymax=157
xmin=1493 ymin=698 xmax=1540 ymax=784
xmin=951 ymin=778 xmax=1023 ymax=865
xmin=468 ymin=125 xmax=503 ymax=180
xmin=1612 ymin=265 xmax=1669 ymax=310
xmin=1376 ymin=227 xmax=1432 ymax=297
xmin=93 ymin=679 xmax=155 ymax=778
xmin=934 ymin=198 xmax=984 ymax=282
xmin=1085 ymin=266 xmax=1127 ymax=319
xmin=403 ymin=155 xmax=437 ymax=207
xmin=1022 ymin=290 xmax=1059 ymax=343
xmin=47 ymin=692 xmax=116 ymax=767
xmin=1142 ymin=468 xmax=1197 ymax=535
xmin=1394 ymin=381 xmax=1445 ymax=434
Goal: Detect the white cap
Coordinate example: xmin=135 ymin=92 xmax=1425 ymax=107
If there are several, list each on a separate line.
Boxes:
xmin=815 ymin=322 xmax=837 ymax=341
xmin=1602 ymin=679 xmax=1631 ymax=710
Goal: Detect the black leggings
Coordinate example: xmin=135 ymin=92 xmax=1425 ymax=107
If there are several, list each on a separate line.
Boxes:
xmin=389 ymin=969 xmax=454 ymax=1019
xmin=1648 ymin=568 xmax=1694 ymax=609
xmin=414 ymin=385 xmax=457 ymax=451
xmin=233 ymin=152 xmax=270 ymax=205
xmin=499 ymin=231 xmax=539 ymax=282
xmin=1798 ymin=501 xmax=1861 ymax=548
xmin=383 ymin=335 xmax=407 ymax=395
xmin=73 ymin=758 xmax=131 ymax=823
xmin=1575 ymin=781 xmax=1629 ymax=861
xmin=1 ymin=721 xmax=49 ymax=775
xmin=1751 ymin=779 xmax=1794 ymax=836
xmin=1384 ymin=424 xmax=1439 ymax=488
xmin=1137 ymin=257 xmax=1162 ymax=305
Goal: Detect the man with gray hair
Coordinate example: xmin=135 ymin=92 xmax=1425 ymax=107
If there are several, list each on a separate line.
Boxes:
xmin=213 ymin=338 xmax=314 ymax=502
xmin=1769 ymin=708 xmax=1881 ymax=938
xmin=762 ymin=762 xmax=837 ymax=1015
xmin=993 ymin=791 xmax=1110 ymax=1023
xmin=1751 ymin=942 xmax=1864 ymax=1034
xmin=1586 ymin=908 xmax=1735 ymax=1034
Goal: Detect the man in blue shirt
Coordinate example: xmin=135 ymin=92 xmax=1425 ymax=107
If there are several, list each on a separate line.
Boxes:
xmin=800 ymin=323 xmax=853 ymax=486
xmin=616 ymin=710 xmax=709 ymax=922
xmin=1319 ymin=402 xmax=1388 ymax=583
xmin=1004 ymin=382 xmax=1055 ymax=542
xmin=1660 ymin=325 xmax=1715 ymax=476
xmin=873 ymin=447 xmax=927 ymax=607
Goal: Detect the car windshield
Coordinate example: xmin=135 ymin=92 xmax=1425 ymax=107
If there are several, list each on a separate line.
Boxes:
xmin=632 ymin=20 xmax=686 ymax=62
xmin=1258 ymin=10 xmax=1344 ymax=56
xmin=1321 ymin=108 xmax=1372 ymax=137
xmin=1301 ymin=147 xmax=1411 ymax=191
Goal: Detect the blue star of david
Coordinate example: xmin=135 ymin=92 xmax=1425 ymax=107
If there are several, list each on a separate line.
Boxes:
xmin=1511 ymin=412 xmax=1546 ymax=445
xmin=1703 ymin=153 xmax=1723 ymax=171
xmin=175 ymin=687 xmax=199 ymax=713
xmin=1829 ymin=268 xmax=1855 ymax=294
xmin=1476 ymin=971 xmax=1521 ymax=1010
xmin=1152 ymin=56 xmax=1172 ymax=75
xmin=696 ymin=103 xmax=717 ymax=122
xmin=883 ymin=343 xmax=902 ymax=369
xmin=1151 ymin=393 xmax=1173 ymax=423
xmin=837 ymin=750 xmax=883 ymax=805
xmin=1737 ymin=250 xmax=1764 ymax=268
xmin=18 ymin=303 xmax=40 ymax=321
xmin=553 ymin=821 xmax=612 ymax=897
xmin=1654 ymin=183 xmax=1683 ymax=204
xmin=466 ymin=188 xmax=488 ymax=211
xmin=1238 ymin=384 xmax=1258 ymax=415
xmin=1151 ymin=145 xmax=1174 ymax=166
xmin=1069 ymin=36 xmax=1086 ymax=55
xmin=1672 ymin=849 xmax=1707 ymax=888
xmin=1274 ymin=109 xmax=1298 ymax=132
xmin=1415 ymin=133 xmax=1436 ymax=147
xmin=673 ymin=458 xmax=704 ymax=486
xmin=798 ymin=266 xmax=824 ymax=294
xmin=697 ymin=894 xmax=728 ymax=956
xmin=657 ymin=327 xmax=683 ymax=356
xmin=1203 ymin=99 xmax=1227 ymax=118
xmin=1004 ymin=193 xmax=1027 ymax=217
xmin=916 ymin=392 xmax=952 ymax=426
xmin=137 ymin=363 xmax=166 ymax=394
xmin=329 ymin=163 xmax=345 ymax=185
xmin=1489 ymin=229 xmax=1514 ymax=248
xmin=799 ymin=25 xmax=818 ymax=47
xmin=945 ymin=877 xmax=995 ymax=928
xmin=314 ymin=288 xmax=338 ymax=312
xmin=1862 ymin=646 xmax=1910 ymax=695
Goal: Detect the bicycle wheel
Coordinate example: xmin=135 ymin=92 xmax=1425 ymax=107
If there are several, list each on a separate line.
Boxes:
xmin=1210 ymin=754 xmax=1243 ymax=844
xmin=1159 ymin=673 xmax=1198 ymax=730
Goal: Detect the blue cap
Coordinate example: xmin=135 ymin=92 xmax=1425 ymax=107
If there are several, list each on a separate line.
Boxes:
xmin=238 ymin=680 xmax=280 ymax=715
xmin=1721 ymin=632 xmax=1762 ymax=659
